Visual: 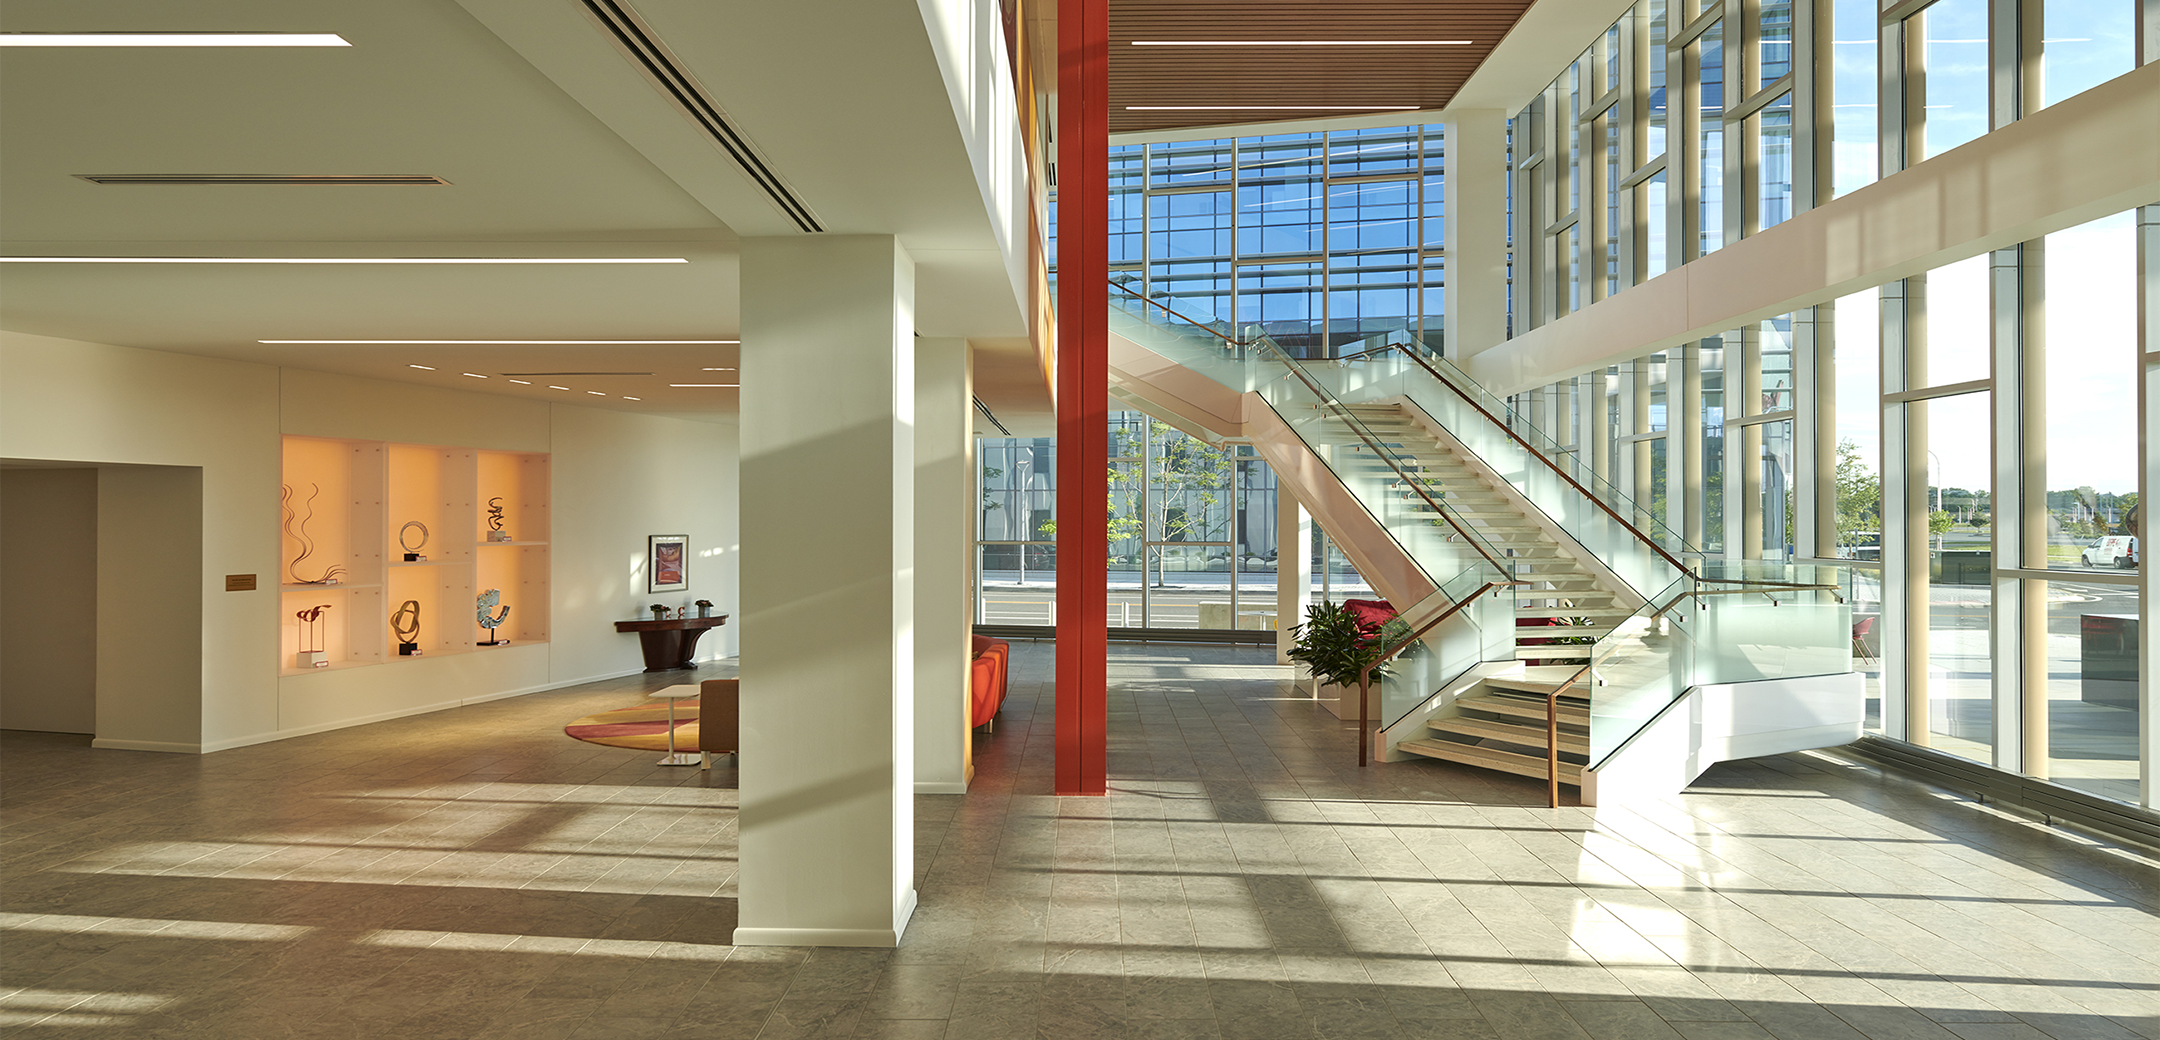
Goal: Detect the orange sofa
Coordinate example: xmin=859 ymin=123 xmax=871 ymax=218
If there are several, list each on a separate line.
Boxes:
xmin=971 ymin=634 xmax=1008 ymax=731
xmin=698 ymin=678 xmax=739 ymax=768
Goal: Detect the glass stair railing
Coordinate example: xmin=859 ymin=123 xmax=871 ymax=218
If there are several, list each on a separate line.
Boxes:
xmin=1108 ymin=285 xmax=1521 ymax=730
xmin=1106 ymin=285 xmax=1851 ymax=775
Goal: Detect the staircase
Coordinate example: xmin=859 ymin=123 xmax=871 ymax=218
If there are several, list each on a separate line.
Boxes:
xmin=1398 ymin=672 xmax=1589 ymax=784
xmin=1103 ymin=288 xmax=1858 ymax=804
xmin=1330 ymin=402 xmax=1637 ymax=662
xmin=1319 ymin=401 xmax=1640 ymax=785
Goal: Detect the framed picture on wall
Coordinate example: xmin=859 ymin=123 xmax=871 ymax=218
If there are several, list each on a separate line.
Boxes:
xmin=648 ymin=535 xmax=688 ymax=593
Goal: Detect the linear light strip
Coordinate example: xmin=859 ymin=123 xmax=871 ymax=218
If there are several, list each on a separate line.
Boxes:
xmin=1126 ymin=106 xmax=1422 ymax=111
xmin=1131 ymin=40 xmax=1471 ymax=46
xmin=3 ymin=257 xmax=688 ymax=264
xmin=669 ymin=384 xmax=739 ymax=388
xmin=0 ymin=33 xmax=351 ymax=47
xmin=261 ymin=338 xmax=734 ymax=344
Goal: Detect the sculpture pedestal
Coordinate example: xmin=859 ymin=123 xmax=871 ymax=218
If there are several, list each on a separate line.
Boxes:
xmin=614 ymin=615 xmax=729 ymax=671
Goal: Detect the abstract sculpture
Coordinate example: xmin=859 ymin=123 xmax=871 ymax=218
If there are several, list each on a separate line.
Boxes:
xmin=281 ymin=483 xmax=348 ymax=585
xmin=477 ymin=589 xmax=511 ymax=646
xmin=399 ymin=521 xmax=429 ymax=562
xmin=486 ymin=497 xmax=511 ymax=542
xmin=294 ymin=603 xmax=333 ymax=668
xmin=392 ymin=599 xmax=423 ymax=656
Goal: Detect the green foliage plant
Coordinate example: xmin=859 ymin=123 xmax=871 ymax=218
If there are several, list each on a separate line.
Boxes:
xmin=1288 ymin=600 xmax=1401 ymax=690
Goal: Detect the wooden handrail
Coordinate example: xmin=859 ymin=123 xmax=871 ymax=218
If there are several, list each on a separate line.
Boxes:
xmin=1351 ymin=580 xmax=1524 ymax=767
xmin=1107 ymin=281 xmax=1242 ymax=348
xmin=1545 ymin=662 xmax=1594 ymax=808
xmin=1111 ymin=285 xmax=1518 ymax=582
xmin=1247 ymin=342 xmax=1522 ymax=583
xmin=1367 ymin=342 xmax=1700 ymax=578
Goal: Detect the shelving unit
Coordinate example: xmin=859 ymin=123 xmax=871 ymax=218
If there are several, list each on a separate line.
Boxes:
xmin=279 ymin=436 xmax=549 ymax=676
xmin=473 ymin=450 xmax=550 ymax=647
xmin=280 ymin=437 xmax=386 ymax=675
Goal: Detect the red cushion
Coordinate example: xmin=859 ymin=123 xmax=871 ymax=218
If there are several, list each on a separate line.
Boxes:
xmin=1341 ymin=598 xmax=1397 ymax=635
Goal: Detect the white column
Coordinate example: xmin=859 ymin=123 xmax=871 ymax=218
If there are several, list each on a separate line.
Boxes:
xmin=1444 ymin=109 xmax=1511 ymax=362
xmin=736 ymin=235 xmax=916 ymax=947
xmin=1277 ymin=490 xmax=1311 ymax=665
xmin=915 ymin=337 xmax=973 ymax=793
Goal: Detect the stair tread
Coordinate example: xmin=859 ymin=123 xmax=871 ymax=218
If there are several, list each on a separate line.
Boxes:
xmin=1481 ymin=678 xmax=1594 ymax=700
xmin=1429 ymin=716 xmax=1593 ymax=753
xmin=1398 ymin=738 xmax=1585 ymax=783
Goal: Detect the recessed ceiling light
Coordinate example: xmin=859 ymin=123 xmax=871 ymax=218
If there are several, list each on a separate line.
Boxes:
xmin=408 ymin=364 xmax=435 ymax=370
xmin=701 ymin=367 xmax=737 ymax=371
xmin=1126 ymin=105 xmax=1422 ymax=111
xmin=623 ymin=396 xmax=642 ymax=401
xmin=669 ymin=383 xmax=739 ymax=388
xmin=77 ymin=174 xmax=448 ymax=186
xmin=547 ymin=386 xmax=571 ymax=391
xmin=507 ymin=379 xmax=532 ymax=385
xmin=259 ymin=338 xmax=732 ymax=344
xmin=0 ymin=33 xmax=351 ymax=47
xmin=462 ymin=373 xmax=486 ymax=378
xmin=585 ymin=390 xmax=607 ymax=396
xmin=1130 ymin=40 xmax=1471 ymax=46
xmin=1 ymin=256 xmax=688 ymax=264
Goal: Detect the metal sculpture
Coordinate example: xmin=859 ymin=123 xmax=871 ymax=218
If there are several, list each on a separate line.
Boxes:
xmin=281 ymin=483 xmax=348 ymax=585
xmin=476 ymin=589 xmax=511 ymax=646
xmin=486 ymin=497 xmax=510 ymax=541
xmin=399 ymin=520 xmax=429 ymax=561
xmin=294 ymin=603 xmax=333 ymax=667
xmin=392 ymin=599 xmax=423 ymax=656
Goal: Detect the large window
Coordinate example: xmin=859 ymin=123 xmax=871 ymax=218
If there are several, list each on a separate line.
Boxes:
xmin=1070 ymin=127 xmax=1446 ymax=357
xmin=1503 ymin=0 xmax=2150 ymax=337
xmin=978 ymin=413 xmax=1291 ymax=632
xmin=2037 ymin=212 xmax=2141 ymax=801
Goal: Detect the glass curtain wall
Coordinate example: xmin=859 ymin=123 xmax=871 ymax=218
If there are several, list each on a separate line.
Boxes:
xmin=1492 ymin=0 xmax=2155 ymax=810
xmin=1504 ymin=0 xmax=2150 ymax=337
xmin=977 ymin=411 xmax=1293 ymax=632
xmin=1077 ymin=125 xmax=1447 ymax=356
xmin=1519 ymin=211 xmax=2150 ymax=805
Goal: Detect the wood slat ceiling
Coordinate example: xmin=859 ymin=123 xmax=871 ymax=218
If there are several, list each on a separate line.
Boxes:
xmin=1104 ymin=1 xmax=1535 ymax=134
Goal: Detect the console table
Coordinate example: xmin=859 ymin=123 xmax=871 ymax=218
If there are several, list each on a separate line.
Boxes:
xmin=614 ymin=614 xmax=728 ymax=671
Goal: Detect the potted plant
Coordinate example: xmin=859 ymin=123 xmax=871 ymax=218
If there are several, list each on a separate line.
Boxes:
xmin=1288 ymin=600 xmax=1409 ymax=723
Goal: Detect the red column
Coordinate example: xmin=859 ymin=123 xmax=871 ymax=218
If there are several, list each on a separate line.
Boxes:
xmin=1055 ymin=0 xmax=1108 ymax=796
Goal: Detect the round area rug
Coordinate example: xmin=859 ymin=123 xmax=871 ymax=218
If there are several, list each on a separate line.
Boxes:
xmin=564 ymin=702 xmax=700 ymax=751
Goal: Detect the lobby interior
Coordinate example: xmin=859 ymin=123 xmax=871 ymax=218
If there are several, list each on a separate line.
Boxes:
xmin=4 ymin=0 xmax=2160 ymax=1037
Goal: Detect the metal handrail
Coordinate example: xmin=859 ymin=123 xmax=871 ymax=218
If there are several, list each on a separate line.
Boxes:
xmin=1352 ymin=580 xmax=1523 ymax=768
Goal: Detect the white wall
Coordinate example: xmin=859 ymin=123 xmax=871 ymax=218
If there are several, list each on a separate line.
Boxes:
xmin=0 ymin=330 xmax=739 ymax=752
xmin=0 ymin=468 xmax=98 ymax=733
xmin=550 ymin=403 xmax=739 ymax=681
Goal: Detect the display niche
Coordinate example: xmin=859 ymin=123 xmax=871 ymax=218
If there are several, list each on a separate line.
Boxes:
xmin=279 ymin=436 xmax=549 ymax=677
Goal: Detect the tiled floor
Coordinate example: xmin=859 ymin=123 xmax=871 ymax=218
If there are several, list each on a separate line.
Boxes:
xmin=4 ymin=641 xmax=2159 ymax=1040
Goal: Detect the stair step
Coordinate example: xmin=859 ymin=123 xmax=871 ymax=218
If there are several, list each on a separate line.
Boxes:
xmin=1481 ymin=678 xmax=1594 ymax=701
xmin=1515 ymin=645 xmax=1594 ymax=659
xmin=1397 ymin=738 xmax=1585 ymax=784
xmin=1429 ymin=716 xmax=1592 ymax=754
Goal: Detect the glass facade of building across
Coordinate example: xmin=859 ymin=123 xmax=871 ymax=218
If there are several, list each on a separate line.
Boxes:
xmin=1502 ymin=0 xmax=2153 ymax=807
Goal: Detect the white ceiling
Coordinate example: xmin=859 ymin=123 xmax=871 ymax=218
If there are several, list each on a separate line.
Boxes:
xmin=0 ymin=0 xmax=1041 ymax=424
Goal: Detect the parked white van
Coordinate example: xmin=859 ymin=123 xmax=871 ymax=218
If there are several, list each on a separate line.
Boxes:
xmin=2081 ymin=535 xmax=2139 ymax=568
